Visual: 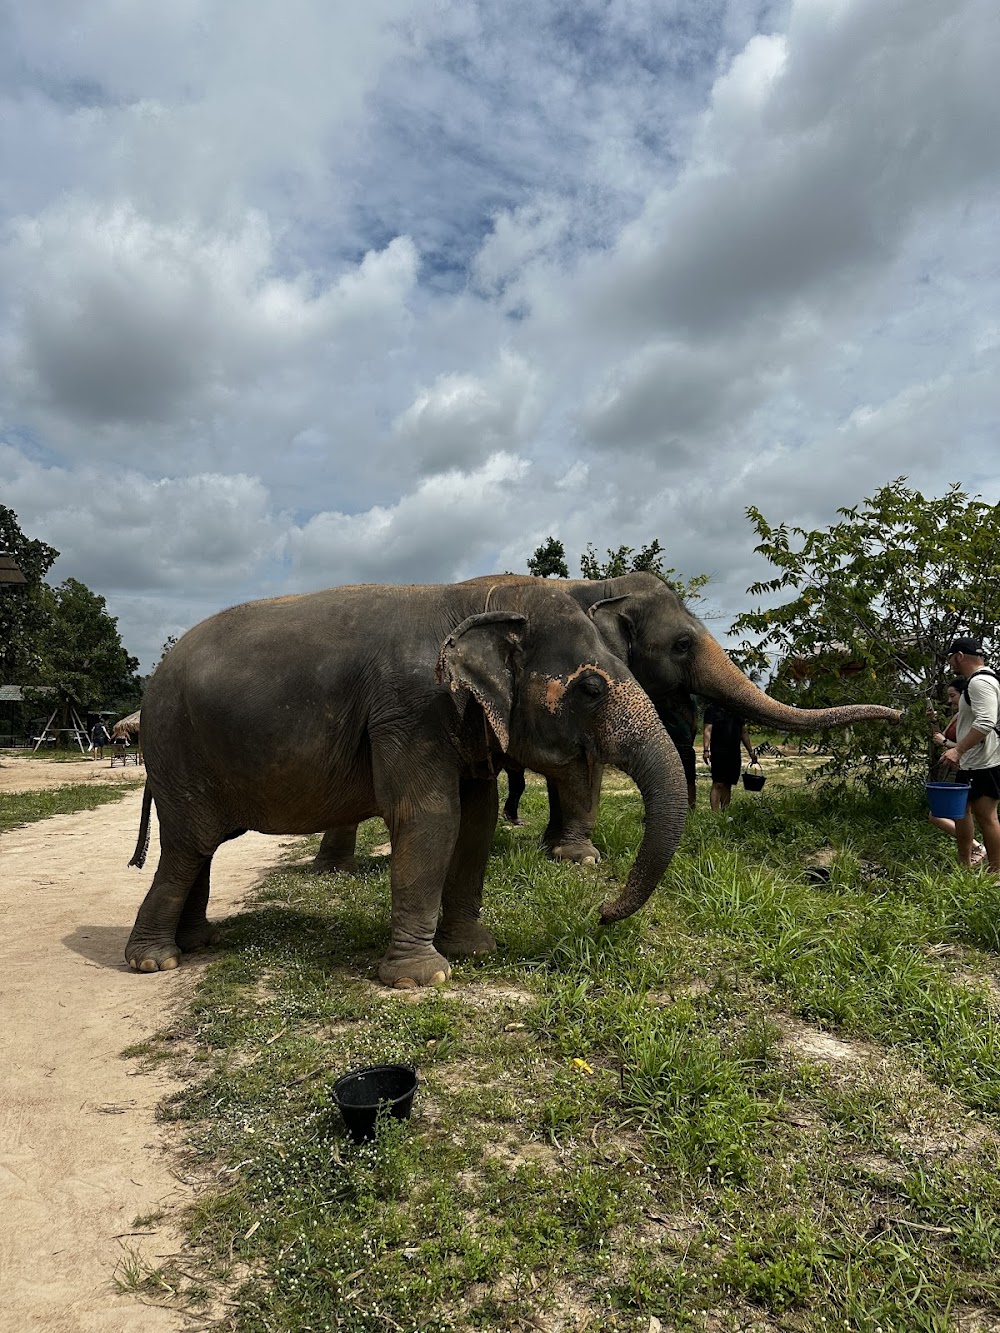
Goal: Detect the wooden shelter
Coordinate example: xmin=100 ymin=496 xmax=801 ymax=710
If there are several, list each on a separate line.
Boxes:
xmin=112 ymin=710 xmax=141 ymax=741
xmin=111 ymin=710 xmax=142 ymax=766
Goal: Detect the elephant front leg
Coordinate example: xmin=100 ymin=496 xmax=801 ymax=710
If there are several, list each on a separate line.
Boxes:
xmin=379 ymin=800 xmax=461 ymax=989
xmin=126 ymin=845 xmax=209 ymax=972
xmin=175 ymin=859 xmax=222 ymax=952
xmin=311 ymin=824 xmax=360 ymax=874
xmin=540 ymin=765 xmax=604 ymax=864
xmin=435 ymin=778 xmax=499 ymax=959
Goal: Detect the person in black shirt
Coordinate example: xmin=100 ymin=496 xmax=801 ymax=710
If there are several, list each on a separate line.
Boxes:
xmin=702 ymin=703 xmax=755 ymax=811
xmin=89 ymin=720 xmax=111 ymax=760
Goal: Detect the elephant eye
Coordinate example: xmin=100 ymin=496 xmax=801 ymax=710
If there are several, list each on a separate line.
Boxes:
xmin=576 ymin=670 xmax=607 ymax=698
xmin=673 ymin=634 xmax=694 ymax=655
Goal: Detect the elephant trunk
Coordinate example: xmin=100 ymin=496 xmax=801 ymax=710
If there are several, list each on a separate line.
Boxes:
xmin=691 ymin=636 xmax=902 ymax=731
xmin=596 ymin=678 xmax=690 ymax=924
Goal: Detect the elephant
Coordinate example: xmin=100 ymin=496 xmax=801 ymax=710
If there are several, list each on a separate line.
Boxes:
xmin=311 ymin=572 xmax=901 ymax=871
xmin=125 ymin=579 xmax=689 ymax=988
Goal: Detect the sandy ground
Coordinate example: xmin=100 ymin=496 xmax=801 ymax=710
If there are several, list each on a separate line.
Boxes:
xmin=0 ymin=756 xmax=304 ymax=1331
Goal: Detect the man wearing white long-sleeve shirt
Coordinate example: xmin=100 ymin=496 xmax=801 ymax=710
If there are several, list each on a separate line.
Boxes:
xmin=942 ymin=637 xmax=1000 ymax=872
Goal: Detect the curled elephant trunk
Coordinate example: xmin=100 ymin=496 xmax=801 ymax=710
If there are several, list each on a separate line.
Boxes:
xmin=595 ymin=678 xmax=690 ymax=925
xmin=692 ymin=636 xmax=901 ymax=731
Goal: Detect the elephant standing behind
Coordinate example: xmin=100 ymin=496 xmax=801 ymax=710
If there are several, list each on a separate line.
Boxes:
xmin=312 ymin=572 xmax=901 ymax=871
xmin=126 ymin=580 xmax=690 ymax=988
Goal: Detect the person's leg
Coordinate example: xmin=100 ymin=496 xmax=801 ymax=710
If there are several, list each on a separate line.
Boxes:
xmin=929 ymin=811 xmax=985 ymax=859
xmin=709 ymin=747 xmax=737 ymax=813
xmin=971 ymin=794 xmax=1000 ymax=872
xmin=929 ymin=812 xmax=957 ymax=838
xmin=955 ymin=808 xmax=977 ymax=865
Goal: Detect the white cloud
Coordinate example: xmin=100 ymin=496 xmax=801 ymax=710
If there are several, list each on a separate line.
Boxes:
xmin=0 ymin=0 xmax=997 ymax=680
xmin=392 ymin=351 xmax=540 ymax=474
xmin=3 ymin=202 xmax=418 ymax=430
xmin=284 ymin=452 xmax=531 ymax=585
xmin=0 ymin=444 xmax=277 ymax=592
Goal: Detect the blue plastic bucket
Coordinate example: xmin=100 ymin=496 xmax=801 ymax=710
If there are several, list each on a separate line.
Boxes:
xmin=925 ymin=783 xmax=969 ymax=820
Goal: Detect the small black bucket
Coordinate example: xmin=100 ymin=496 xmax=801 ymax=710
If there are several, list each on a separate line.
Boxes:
xmin=331 ymin=1064 xmax=418 ymax=1143
xmin=742 ymin=761 xmax=766 ymax=792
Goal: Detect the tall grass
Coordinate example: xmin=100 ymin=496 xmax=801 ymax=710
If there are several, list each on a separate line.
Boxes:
xmin=132 ymin=776 xmax=1000 ymax=1331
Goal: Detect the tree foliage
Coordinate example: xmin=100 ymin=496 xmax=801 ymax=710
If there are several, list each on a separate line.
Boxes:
xmin=0 ymin=509 xmax=141 ymax=731
xmin=35 ymin=578 xmax=141 ymax=712
xmin=526 ymin=534 xmax=711 ymax=601
xmin=731 ymin=479 xmax=1000 ymax=781
xmin=580 ymin=538 xmax=710 ymax=603
xmin=0 ymin=505 xmax=58 ymax=683
xmin=527 ymin=536 xmax=569 ymax=578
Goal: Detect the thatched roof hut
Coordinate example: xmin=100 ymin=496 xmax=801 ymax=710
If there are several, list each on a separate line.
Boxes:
xmin=113 ymin=710 xmax=141 ymax=740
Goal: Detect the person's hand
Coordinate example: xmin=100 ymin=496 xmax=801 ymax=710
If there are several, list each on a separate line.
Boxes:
xmin=942 ymin=746 xmax=960 ymax=767
xmin=932 ymin=731 xmax=946 ymax=746
xmin=702 ymin=749 xmax=710 ymax=765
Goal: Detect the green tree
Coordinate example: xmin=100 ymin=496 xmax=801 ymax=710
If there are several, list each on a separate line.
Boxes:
xmin=731 ymin=479 xmax=1000 ymax=781
xmin=580 ymin=539 xmax=710 ymax=603
xmin=527 ymin=536 xmax=570 ymax=578
xmin=0 ymin=506 xmax=58 ymax=683
xmin=35 ymin=578 xmax=141 ymax=717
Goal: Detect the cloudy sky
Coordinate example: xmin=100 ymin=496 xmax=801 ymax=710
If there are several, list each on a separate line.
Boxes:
xmin=2 ymin=0 xmax=998 ymax=671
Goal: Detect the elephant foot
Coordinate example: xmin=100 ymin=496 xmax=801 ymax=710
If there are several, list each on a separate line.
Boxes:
xmin=311 ymin=855 xmax=358 ymax=875
xmin=434 ymin=921 xmax=497 ymax=958
xmin=176 ymin=920 xmax=222 ymax=953
xmin=378 ymin=948 xmax=452 ymax=990
xmin=126 ymin=935 xmax=181 ymax=973
xmin=547 ymin=840 xmax=601 ymax=865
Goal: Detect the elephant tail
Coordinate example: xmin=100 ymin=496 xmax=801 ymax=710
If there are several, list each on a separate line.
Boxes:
xmin=128 ymin=785 xmax=154 ymax=869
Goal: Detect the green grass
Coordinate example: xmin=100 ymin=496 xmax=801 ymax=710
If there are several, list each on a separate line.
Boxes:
xmin=0 ymin=781 xmax=132 ymax=834
xmin=129 ymin=772 xmax=1000 ymax=1331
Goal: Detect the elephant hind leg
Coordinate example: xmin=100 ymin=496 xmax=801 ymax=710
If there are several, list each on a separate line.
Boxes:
xmin=126 ymin=844 xmax=209 ymax=972
xmin=312 ymin=824 xmax=360 ymax=874
xmin=501 ymin=765 xmax=527 ymax=826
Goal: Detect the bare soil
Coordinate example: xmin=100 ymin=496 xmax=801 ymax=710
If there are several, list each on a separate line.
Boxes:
xmin=0 ymin=756 xmax=303 ymax=1331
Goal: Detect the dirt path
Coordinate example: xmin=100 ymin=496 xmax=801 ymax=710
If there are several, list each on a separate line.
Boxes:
xmin=0 ymin=760 xmax=304 ymax=1331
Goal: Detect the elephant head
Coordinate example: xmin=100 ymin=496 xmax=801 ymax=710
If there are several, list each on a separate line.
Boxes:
xmin=435 ymin=586 xmax=690 ymax=922
xmin=582 ymin=572 xmax=901 ymax=732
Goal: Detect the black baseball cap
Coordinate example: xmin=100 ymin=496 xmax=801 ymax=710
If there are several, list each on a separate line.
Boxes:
xmin=948 ymin=637 xmax=985 ymax=656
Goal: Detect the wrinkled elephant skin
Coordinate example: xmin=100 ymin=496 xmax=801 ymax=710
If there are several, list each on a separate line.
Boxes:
xmin=314 ymin=572 xmax=901 ymax=870
xmin=126 ymin=582 xmax=689 ymax=987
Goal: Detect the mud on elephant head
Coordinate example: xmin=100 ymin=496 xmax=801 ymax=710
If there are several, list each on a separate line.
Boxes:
xmin=125 ymin=580 xmax=690 ymax=988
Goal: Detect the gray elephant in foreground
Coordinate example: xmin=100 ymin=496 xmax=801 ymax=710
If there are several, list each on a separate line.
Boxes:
xmin=126 ymin=580 xmax=689 ymax=988
xmin=312 ymin=572 xmax=902 ymax=871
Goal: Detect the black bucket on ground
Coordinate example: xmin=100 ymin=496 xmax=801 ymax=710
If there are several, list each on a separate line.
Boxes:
xmin=331 ymin=1063 xmax=418 ymax=1143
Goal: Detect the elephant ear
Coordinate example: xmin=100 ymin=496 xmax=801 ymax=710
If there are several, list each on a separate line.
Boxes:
xmin=435 ymin=611 xmax=528 ymax=751
xmin=588 ymin=595 xmax=634 ymax=664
